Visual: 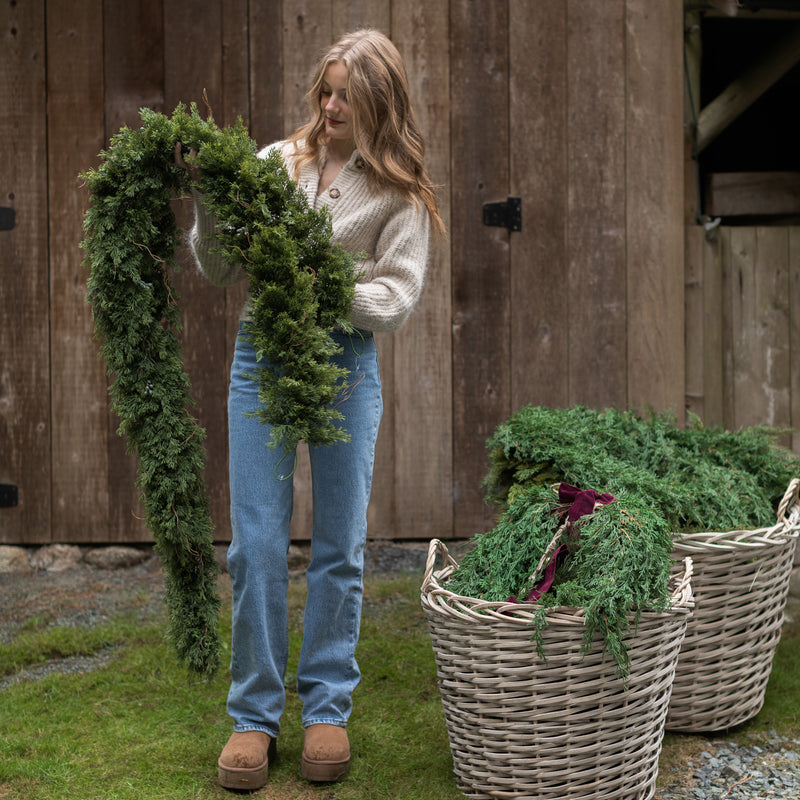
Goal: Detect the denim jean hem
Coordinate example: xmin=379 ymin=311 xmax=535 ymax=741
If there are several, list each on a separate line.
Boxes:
xmin=233 ymin=723 xmax=280 ymax=738
xmin=302 ymin=718 xmax=348 ymax=729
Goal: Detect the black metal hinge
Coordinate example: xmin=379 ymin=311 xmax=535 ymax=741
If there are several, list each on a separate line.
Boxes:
xmin=0 ymin=484 xmax=18 ymax=508
xmin=0 ymin=207 xmax=15 ymax=231
xmin=482 ymin=197 xmax=521 ymax=232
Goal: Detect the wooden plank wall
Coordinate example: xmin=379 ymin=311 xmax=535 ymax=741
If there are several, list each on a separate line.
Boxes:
xmin=685 ymin=225 xmax=800 ymax=453
xmin=0 ymin=0 xmax=734 ymax=547
xmin=1 ymin=1 xmax=50 ymax=543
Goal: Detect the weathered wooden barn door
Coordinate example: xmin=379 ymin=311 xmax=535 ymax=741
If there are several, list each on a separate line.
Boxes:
xmin=451 ymin=0 xmax=685 ymax=538
xmin=2 ymin=0 xmax=685 ymax=546
xmin=1 ymin=0 xmax=455 ymax=546
xmin=275 ymin=0 xmax=454 ymax=544
xmin=683 ymin=5 xmax=800 ymax=458
xmin=1 ymin=0 xmax=252 ymax=545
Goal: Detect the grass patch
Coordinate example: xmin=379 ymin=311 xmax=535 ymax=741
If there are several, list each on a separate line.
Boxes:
xmin=0 ymin=623 xmax=131 ymax=678
xmin=1 ymin=571 xmax=797 ymax=799
xmin=0 ymin=573 xmax=461 ymax=800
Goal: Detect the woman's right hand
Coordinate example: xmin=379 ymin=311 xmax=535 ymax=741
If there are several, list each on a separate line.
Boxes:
xmin=174 ymin=142 xmax=203 ymax=185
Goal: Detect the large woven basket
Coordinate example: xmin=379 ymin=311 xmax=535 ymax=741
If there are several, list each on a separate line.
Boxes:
xmin=421 ymin=538 xmax=694 ymax=800
xmin=665 ymin=477 xmax=800 ymax=733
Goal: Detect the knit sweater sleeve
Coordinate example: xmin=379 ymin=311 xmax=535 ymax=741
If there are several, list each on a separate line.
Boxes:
xmin=348 ymin=198 xmax=431 ymax=333
xmin=187 ymin=190 xmax=248 ymax=287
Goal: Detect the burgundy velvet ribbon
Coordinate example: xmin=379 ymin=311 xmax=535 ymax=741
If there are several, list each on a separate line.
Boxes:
xmin=508 ymin=482 xmax=616 ymax=603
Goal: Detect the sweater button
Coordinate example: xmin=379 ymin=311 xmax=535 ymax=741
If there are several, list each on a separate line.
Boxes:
xmin=329 ymin=188 xmax=341 ymax=199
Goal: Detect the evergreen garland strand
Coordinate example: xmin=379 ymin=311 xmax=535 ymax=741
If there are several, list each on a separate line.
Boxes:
xmin=81 ymin=104 xmax=357 ymax=676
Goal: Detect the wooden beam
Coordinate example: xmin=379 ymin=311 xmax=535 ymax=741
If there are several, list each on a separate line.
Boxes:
xmin=706 ymin=172 xmax=800 ymax=216
xmin=687 ymin=0 xmax=800 ymax=18
xmin=696 ymin=23 xmax=800 ymax=152
xmin=685 ymin=0 xmax=738 ymax=16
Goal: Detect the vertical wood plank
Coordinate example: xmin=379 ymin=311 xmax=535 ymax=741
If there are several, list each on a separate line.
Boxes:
xmin=103 ymin=0 xmax=165 ymax=541
xmin=368 ymin=338 xmax=395 ymax=538
xmin=729 ymin=227 xmax=791 ymax=438
xmin=332 ymin=0 xmax=389 ymax=37
xmin=719 ymin=226 xmax=736 ymax=428
xmin=702 ymin=228 xmax=725 ymax=426
xmin=451 ymin=0 xmax=510 ymax=537
xmin=685 ymin=225 xmax=705 ymax=421
xmin=104 ymin=0 xmax=165 ymax=135
xmin=164 ymin=0 xmax=232 ymax=541
xmin=0 ymin=0 xmax=50 ymax=544
xmin=683 ymin=9 xmax=702 ymax=226
xmin=248 ymin=0 xmax=283 ymax=148
xmin=283 ymin=0 xmax=331 ymax=136
xmin=283 ymin=2 xmax=333 ymax=540
xmin=388 ymin=1 xmax=453 ymax=539
xmin=48 ymin=0 xmax=108 ymax=542
xmin=220 ymin=0 xmax=250 ymax=129
xmin=790 ymin=227 xmax=800 ymax=455
xmin=509 ymin=0 xmax=569 ymax=409
xmin=566 ymin=0 xmax=627 ymax=408
xmin=728 ymin=227 xmax=757 ymax=429
xmin=625 ymin=0 xmax=684 ymax=415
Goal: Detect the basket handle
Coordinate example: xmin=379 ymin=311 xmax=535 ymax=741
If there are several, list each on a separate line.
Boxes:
xmin=423 ymin=538 xmax=458 ymax=588
xmin=524 ymin=521 xmax=569 ymax=595
xmin=777 ymin=477 xmax=800 ymax=524
xmin=525 ymin=494 xmax=613 ymax=594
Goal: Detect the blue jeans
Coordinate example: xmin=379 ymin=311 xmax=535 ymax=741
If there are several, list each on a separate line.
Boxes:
xmin=225 ymin=324 xmax=382 ymax=738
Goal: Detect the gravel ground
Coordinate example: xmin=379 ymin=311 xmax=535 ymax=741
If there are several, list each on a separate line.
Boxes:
xmin=0 ymin=554 xmax=167 ymax=644
xmin=654 ymin=735 xmax=800 ymax=800
xmin=0 ymin=541 xmax=429 ymax=688
xmin=0 ymin=553 xmax=168 ymax=689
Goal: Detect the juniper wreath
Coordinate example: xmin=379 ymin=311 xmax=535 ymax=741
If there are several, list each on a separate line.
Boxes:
xmin=81 ymin=104 xmax=357 ymax=676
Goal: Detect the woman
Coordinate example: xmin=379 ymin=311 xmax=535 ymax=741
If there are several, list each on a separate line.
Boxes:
xmin=186 ymin=28 xmax=443 ymax=791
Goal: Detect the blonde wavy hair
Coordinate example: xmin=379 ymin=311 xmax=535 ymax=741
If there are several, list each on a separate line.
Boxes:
xmin=286 ymin=29 xmax=445 ymax=235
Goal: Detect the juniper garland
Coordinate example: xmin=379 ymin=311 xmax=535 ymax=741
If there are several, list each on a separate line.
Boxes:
xmin=81 ymin=104 xmax=357 ymax=676
xmin=446 ymin=484 xmax=673 ymax=678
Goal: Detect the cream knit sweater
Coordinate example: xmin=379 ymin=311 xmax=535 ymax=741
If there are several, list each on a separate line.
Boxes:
xmin=188 ymin=140 xmax=431 ymax=333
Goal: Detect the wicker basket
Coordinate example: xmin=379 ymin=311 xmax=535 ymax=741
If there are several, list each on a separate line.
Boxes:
xmin=421 ymin=538 xmax=694 ymax=800
xmin=665 ymin=477 xmax=800 ymax=733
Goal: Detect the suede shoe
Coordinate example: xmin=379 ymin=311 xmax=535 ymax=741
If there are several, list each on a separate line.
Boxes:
xmin=301 ymin=724 xmax=350 ymax=782
xmin=218 ymin=730 xmax=277 ymax=791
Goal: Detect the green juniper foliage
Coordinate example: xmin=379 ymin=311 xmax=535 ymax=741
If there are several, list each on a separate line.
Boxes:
xmin=484 ymin=406 xmax=800 ymax=532
xmin=446 ymin=485 xmax=673 ymax=678
xmin=447 ymin=405 xmax=799 ymax=676
xmin=81 ymin=104 xmax=356 ymax=675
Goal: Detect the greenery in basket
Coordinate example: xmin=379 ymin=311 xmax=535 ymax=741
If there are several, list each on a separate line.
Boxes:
xmin=81 ymin=103 xmax=356 ymax=676
xmin=484 ymin=406 xmax=800 ymax=532
xmin=446 ymin=484 xmax=673 ymax=678
xmin=447 ymin=405 xmax=798 ymax=677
